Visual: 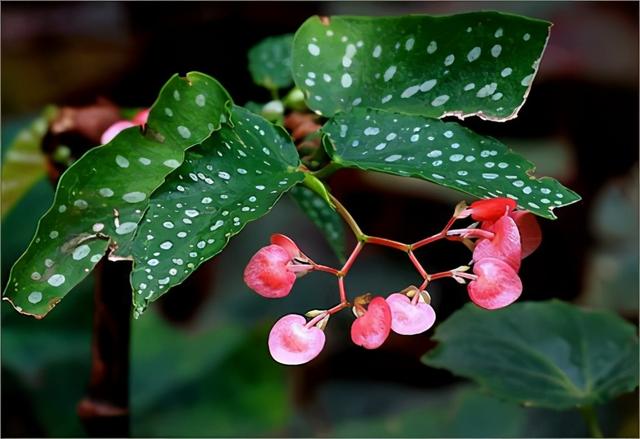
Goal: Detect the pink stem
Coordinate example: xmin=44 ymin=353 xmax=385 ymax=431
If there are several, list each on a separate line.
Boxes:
xmin=340 ymin=241 xmax=364 ymax=275
xmin=411 ymin=288 xmax=420 ymax=305
xmin=305 ymin=311 xmax=328 ymax=328
xmin=328 ymin=301 xmax=350 ymax=315
xmin=412 ymin=212 xmax=460 ymax=250
xmin=447 ymin=228 xmax=495 ymax=240
xmin=338 ymin=277 xmax=347 ymax=303
xmin=312 ymin=264 xmax=340 ymax=276
xmin=429 ymin=270 xmax=477 ymax=281
xmin=365 ymin=236 xmax=410 ymax=252
xmin=408 ymin=251 xmax=428 ymax=279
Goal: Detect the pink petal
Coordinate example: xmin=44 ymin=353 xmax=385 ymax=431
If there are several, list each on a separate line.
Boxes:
xmin=268 ymin=314 xmax=326 ymax=365
xmin=270 ymin=233 xmax=301 ymax=259
xmin=386 ymin=293 xmax=436 ymax=335
xmin=510 ymin=211 xmax=542 ymax=258
xmin=100 ymin=120 xmax=135 ymax=145
xmin=132 ymin=108 xmax=150 ymax=125
xmin=244 ymin=245 xmax=296 ymax=298
xmin=470 ymin=197 xmax=516 ymax=222
xmin=351 ymin=297 xmax=392 ymax=349
xmin=468 ymin=257 xmax=522 ymax=309
xmin=473 ymin=215 xmax=522 ymax=271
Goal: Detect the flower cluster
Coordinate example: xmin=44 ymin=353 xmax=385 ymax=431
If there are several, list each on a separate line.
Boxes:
xmin=244 ymin=197 xmax=541 ymax=365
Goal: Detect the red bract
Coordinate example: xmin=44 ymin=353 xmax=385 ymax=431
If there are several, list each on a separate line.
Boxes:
xmin=268 ymin=314 xmax=326 ymax=365
xmin=468 ymin=197 xmax=516 ymax=222
xmin=386 ymin=293 xmax=436 ymax=335
xmin=468 ymin=257 xmax=522 ymax=309
xmin=509 ymin=211 xmax=542 ymax=258
xmin=473 ymin=215 xmax=522 ymax=271
xmin=244 ymin=244 xmax=298 ymax=298
xmin=351 ymin=297 xmax=392 ymax=349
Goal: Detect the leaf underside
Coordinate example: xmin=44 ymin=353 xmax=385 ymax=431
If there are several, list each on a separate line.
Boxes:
xmin=323 ymin=108 xmax=580 ymax=219
xmin=289 ymin=185 xmax=346 ymax=263
xmin=248 ymin=34 xmax=295 ymax=90
xmin=423 ymin=300 xmax=639 ymax=409
xmin=129 ymin=106 xmax=304 ymax=316
xmin=3 ymin=72 xmax=232 ymax=318
xmin=292 ymin=12 xmax=550 ymax=120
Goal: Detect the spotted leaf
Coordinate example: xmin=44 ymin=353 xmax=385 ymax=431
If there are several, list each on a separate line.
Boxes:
xmin=3 ymin=72 xmax=232 ymax=318
xmin=248 ymin=34 xmax=294 ymax=90
xmin=292 ymin=13 xmax=549 ymax=120
xmin=289 ymin=185 xmax=346 ymax=263
xmin=323 ymin=108 xmax=580 ymax=219
xmin=129 ymin=106 xmax=304 ymax=316
xmin=1 ymin=108 xmax=53 ymax=218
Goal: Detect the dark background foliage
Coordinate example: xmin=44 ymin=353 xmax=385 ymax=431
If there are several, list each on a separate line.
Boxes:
xmin=2 ymin=2 xmax=638 ymax=437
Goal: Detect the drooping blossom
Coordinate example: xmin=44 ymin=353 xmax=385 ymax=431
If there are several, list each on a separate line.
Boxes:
xmin=244 ymin=234 xmax=310 ymax=298
xmin=386 ymin=292 xmax=436 ymax=335
xmin=467 ymin=257 xmax=522 ymax=309
xmin=473 ymin=215 xmax=522 ymax=271
xmin=351 ymin=296 xmax=392 ymax=349
xmin=268 ymin=314 xmax=325 ymax=365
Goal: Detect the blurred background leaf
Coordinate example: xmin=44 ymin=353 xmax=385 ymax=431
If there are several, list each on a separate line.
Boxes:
xmin=131 ymin=312 xmax=291 ymax=437
xmin=248 ymin=33 xmax=294 ymax=92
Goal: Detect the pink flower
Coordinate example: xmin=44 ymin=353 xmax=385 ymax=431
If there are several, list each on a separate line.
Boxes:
xmin=131 ymin=108 xmax=150 ymax=125
xmin=473 ymin=215 xmax=522 ymax=271
xmin=243 ymin=234 xmax=310 ymax=298
xmin=509 ymin=211 xmax=542 ymax=258
xmin=100 ymin=107 xmax=150 ymax=145
xmin=268 ymin=314 xmax=325 ymax=365
xmin=386 ymin=293 xmax=436 ymax=335
xmin=351 ymin=296 xmax=392 ymax=349
xmin=466 ymin=197 xmax=517 ymax=222
xmin=467 ymin=257 xmax=522 ymax=309
xmin=100 ymin=120 xmax=135 ymax=145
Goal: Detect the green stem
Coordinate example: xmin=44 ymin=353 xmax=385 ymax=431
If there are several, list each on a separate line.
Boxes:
xmin=311 ymin=161 xmax=341 ymax=180
xmin=580 ymin=406 xmax=603 ymax=438
xmin=329 ymin=193 xmax=366 ymax=241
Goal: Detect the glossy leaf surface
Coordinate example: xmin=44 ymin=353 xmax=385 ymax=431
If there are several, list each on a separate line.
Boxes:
xmin=129 ymin=106 xmax=304 ymax=316
xmin=292 ymin=13 xmax=550 ymax=120
xmin=423 ymin=300 xmax=639 ymax=409
xmin=323 ymin=108 xmax=580 ymax=219
xmin=3 ymin=72 xmax=232 ymax=317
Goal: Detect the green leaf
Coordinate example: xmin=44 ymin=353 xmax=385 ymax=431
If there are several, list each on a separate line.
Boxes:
xmin=290 ymin=185 xmax=346 ymax=263
xmin=323 ymin=107 xmax=580 ymax=219
xmin=129 ymin=106 xmax=305 ymax=316
xmin=248 ymin=34 xmax=294 ymax=90
xmin=1 ymin=108 xmax=54 ymax=218
xmin=3 ymin=72 xmax=232 ymax=318
xmin=292 ymin=12 xmax=549 ymax=120
xmin=132 ymin=320 xmax=290 ymax=437
xmin=333 ymin=386 xmax=526 ymax=438
xmin=423 ymin=300 xmax=639 ymax=409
